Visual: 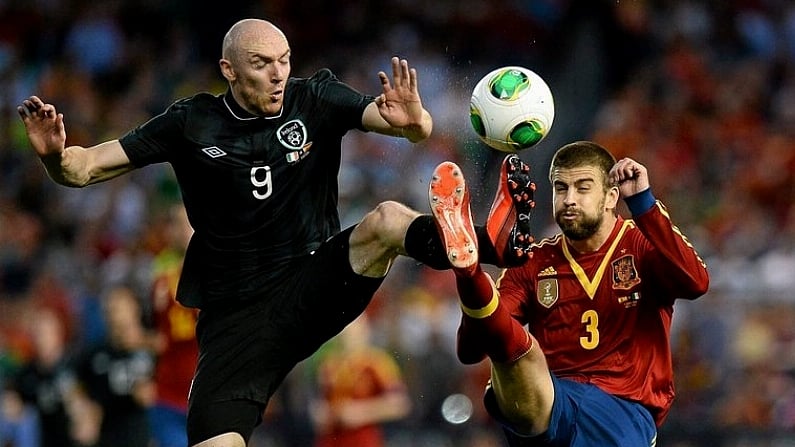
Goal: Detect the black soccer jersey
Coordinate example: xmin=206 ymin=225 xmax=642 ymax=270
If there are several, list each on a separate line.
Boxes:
xmin=120 ymin=69 xmax=375 ymax=307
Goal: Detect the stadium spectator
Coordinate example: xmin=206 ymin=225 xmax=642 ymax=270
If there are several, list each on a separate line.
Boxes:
xmin=309 ymin=313 xmax=411 ymax=447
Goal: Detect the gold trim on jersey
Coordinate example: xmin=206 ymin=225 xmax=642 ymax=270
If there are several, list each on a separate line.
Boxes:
xmin=657 ymin=201 xmax=708 ymax=269
xmin=561 ymin=220 xmax=635 ymax=299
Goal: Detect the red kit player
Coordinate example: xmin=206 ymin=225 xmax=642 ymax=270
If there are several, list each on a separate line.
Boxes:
xmin=429 ymin=140 xmax=709 ymax=446
xmin=148 ymin=204 xmax=199 ymax=447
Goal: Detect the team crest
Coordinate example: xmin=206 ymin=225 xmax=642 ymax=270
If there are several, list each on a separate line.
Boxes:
xmin=612 ymin=255 xmax=640 ymax=290
xmin=537 ymin=278 xmax=558 ymax=308
xmin=277 ymin=119 xmax=313 ymax=163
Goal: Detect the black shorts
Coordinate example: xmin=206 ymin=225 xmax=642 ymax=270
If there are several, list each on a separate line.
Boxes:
xmin=186 ymin=226 xmax=384 ymax=444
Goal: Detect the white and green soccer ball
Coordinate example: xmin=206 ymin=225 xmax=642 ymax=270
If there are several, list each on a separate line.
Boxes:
xmin=469 ymin=66 xmax=555 ymax=153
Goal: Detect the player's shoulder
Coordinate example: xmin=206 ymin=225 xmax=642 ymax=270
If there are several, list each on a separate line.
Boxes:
xmin=167 ymin=91 xmax=223 ymax=111
xmin=287 ymin=68 xmax=337 ymax=91
xmin=179 ymin=92 xmax=243 ymax=133
xmin=155 ymin=92 xmax=225 ymax=125
xmin=530 ymin=233 xmax=565 ymax=257
xmin=506 ymin=234 xmax=563 ymax=276
xmin=300 ymin=67 xmax=338 ymax=83
xmin=621 ymin=217 xmax=647 ymax=243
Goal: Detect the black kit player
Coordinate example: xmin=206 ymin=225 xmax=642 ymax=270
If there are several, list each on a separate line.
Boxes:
xmin=18 ymin=18 xmax=537 ymax=447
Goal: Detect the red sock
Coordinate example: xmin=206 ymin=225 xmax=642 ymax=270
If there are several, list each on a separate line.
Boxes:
xmin=454 ymin=265 xmax=494 ymax=310
xmin=454 ymin=270 xmax=533 ymax=364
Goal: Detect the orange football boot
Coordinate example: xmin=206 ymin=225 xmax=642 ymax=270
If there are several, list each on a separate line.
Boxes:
xmin=486 ymin=154 xmax=536 ymax=266
xmin=429 ymin=161 xmax=478 ymax=273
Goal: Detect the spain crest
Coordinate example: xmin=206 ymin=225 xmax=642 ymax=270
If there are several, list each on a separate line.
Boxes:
xmin=612 ymin=255 xmax=640 ymax=290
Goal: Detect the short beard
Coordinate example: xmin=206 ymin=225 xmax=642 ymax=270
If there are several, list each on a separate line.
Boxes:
xmin=556 ymin=209 xmax=602 ymax=241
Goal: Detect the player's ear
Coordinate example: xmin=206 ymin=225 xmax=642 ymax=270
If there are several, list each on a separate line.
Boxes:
xmin=219 ymin=59 xmax=235 ymax=82
xmin=606 ymin=185 xmax=620 ymax=210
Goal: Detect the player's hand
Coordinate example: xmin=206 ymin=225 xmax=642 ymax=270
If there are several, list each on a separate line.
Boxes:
xmin=374 ymin=57 xmax=425 ymax=131
xmin=17 ymin=95 xmax=67 ymax=159
xmin=609 ymin=157 xmax=650 ymax=198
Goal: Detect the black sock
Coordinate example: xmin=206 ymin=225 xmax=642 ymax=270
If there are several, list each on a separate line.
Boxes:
xmin=404 ymin=216 xmax=499 ymax=269
xmin=476 ymin=226 xmax=499 ymax=266
xmin=404 ymin=215 xmax=450 ymax=270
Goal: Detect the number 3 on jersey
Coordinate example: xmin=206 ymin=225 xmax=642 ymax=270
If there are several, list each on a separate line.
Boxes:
xmin=580 ymin=309 xmax=599 ymax=350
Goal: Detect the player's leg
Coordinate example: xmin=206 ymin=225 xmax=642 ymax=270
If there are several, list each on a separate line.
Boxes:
xmin=427 ymin=159 xmax=536 ymax=362
xmin=187 ymin=398 xmax=263 ymax=447
xmin=185 ymin=292 xmax=300 ymax=447
xmin=347 ymin=198 xmax=481 ymax=277
xmin=192 ymin=432 xmax=246 ymax=447
xmin=451 ymin=270 xmax=555 ymax=436
xmin=488 ymin=353 xmax=555 ymax=437
xmin=428 ymin=159 xmax=553 ymax=436
xmin=347 ymin=200 xmax=430 ymax=278
xmin=350 ymin=155 xmax=535 ymax=276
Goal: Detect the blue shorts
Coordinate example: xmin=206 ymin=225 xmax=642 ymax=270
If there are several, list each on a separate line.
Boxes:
xmin=148 ymin=404 xmax=188 ymax=447
xmin=484 ymin=375 xmax=657 ymax=447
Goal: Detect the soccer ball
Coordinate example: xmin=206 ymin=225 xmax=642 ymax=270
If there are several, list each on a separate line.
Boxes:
xmin=469 ymin=66 xmax=555 ymax=153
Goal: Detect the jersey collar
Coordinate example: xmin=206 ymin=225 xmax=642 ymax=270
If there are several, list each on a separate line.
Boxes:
xmin=222 ymin=89 xmax=283 ymax=121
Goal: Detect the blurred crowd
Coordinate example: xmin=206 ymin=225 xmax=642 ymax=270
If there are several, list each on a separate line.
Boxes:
xmin=1 ymin=1 xmax=795 ymax=446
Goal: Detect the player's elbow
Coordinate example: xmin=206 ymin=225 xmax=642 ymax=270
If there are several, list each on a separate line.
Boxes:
xmin=694 ymin=268 xmax=710 ymax=296
xmin=693 ymin=281 xmax=709 ymax=299
xmin=682 ymin=271 xmax=710 ymax=300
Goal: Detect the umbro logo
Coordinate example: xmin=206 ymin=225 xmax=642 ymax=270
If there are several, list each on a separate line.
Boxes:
xmin=202 ymin=146 xmax=227 ymax=158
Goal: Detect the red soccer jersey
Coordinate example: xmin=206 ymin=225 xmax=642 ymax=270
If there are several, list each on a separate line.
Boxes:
xmin=497 ymin=202 xmax=708 ymax=426
xmin=151 ymin=250 xmax=199 ymax=411
xmin=314 ymin=347 xmax=407 ymax=447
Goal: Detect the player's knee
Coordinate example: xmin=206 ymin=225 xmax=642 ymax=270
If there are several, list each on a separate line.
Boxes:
xmin=191 ymin=432 xmax=246 ymax=447
xmin=361 ymin=201 xmax=416 ymax=243
xmin=370 ymin=200 xmax=407 ymax=220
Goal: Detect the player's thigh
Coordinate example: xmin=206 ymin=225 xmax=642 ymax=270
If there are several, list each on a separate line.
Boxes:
xmin=299 ymin=227 xmax=384 ymax=343
xmin=489 ymin=352 xmax=555 ymax=434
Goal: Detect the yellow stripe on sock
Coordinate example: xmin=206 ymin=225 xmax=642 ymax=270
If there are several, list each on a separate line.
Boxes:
xmin=461 ymin=289 xmax=499 ymax=319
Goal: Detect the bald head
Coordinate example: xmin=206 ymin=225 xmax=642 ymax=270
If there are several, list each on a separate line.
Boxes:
xmin=222 ymin=19 xmax=288 ymax=62
xmin=218 ymin=18 xmax=292 ymax=116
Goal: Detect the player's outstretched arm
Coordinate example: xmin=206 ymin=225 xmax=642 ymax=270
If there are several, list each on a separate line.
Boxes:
xmin=362 ymin=57 xmax=433 ymax=143
xmin=18 ymin=96 xmax=135 ymax=187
